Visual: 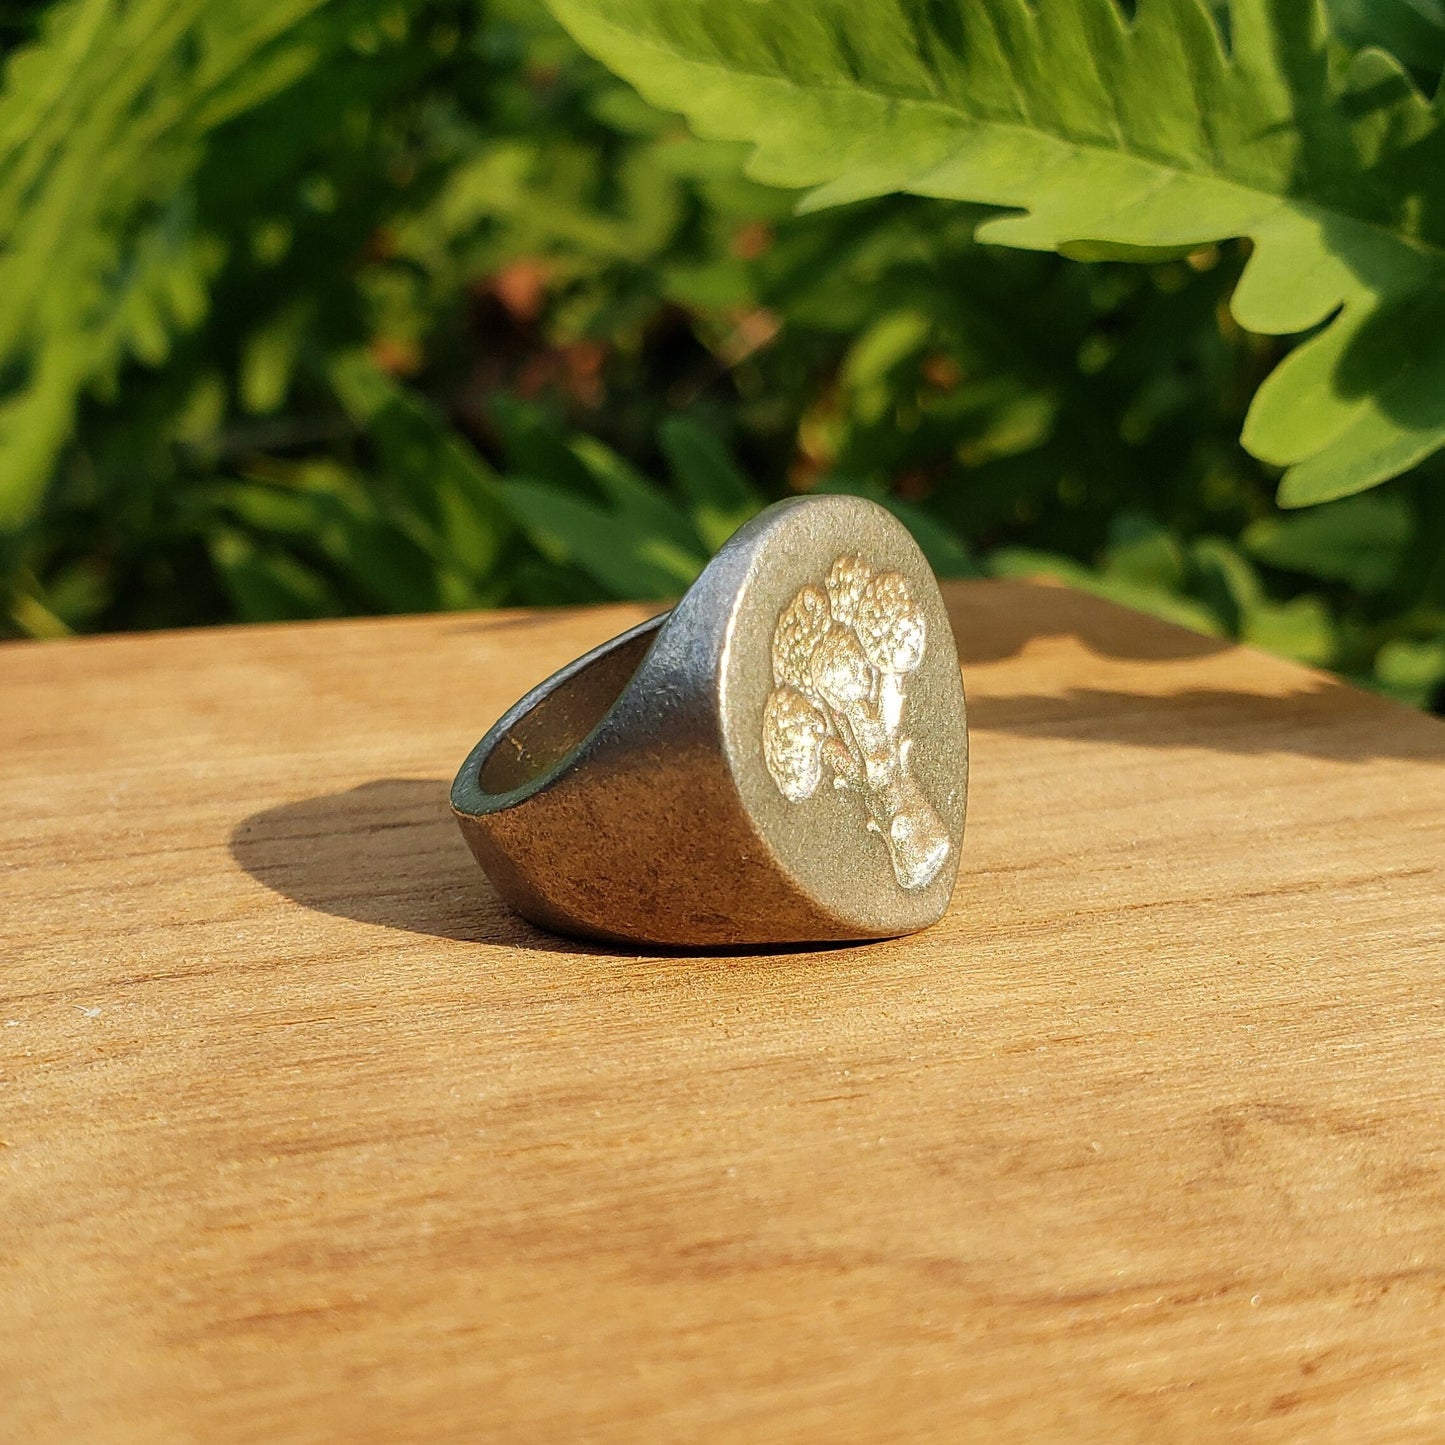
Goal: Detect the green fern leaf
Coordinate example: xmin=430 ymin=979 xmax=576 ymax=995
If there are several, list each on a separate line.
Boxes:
xmin=0 ymin=0 xmax=387 ymax=527
xmin=544 ymin=0 xmax=1445 ymax=504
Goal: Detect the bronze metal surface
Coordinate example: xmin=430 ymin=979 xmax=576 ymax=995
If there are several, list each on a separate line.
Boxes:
xmin=450 ymin=495 xmax=969 ymax=945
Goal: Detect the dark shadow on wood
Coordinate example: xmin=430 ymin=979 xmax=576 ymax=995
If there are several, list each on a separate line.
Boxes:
xmin=946 ymin=579 xmax=1230 ymax=666
xmin=947 ymin=582 xmax=1445 ymax=762
xmin=968 ymin=682 xmax=1445 ymax=763
xmin=230 ymin=779 xmax=557 ymax=948
xmin=229 ymin=779 xmax=863 ymax=957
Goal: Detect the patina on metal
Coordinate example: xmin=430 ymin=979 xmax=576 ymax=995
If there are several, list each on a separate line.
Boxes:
xmin=450 ymin=495 xmax=969 ymax=946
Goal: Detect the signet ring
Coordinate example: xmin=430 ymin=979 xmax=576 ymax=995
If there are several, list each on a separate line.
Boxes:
xmin=451 ymin=495 xmax=969 ymax=946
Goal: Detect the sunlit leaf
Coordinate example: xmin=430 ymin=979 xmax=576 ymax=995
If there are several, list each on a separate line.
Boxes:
xmin=546 ymin=0 xmax=1445 ymax=504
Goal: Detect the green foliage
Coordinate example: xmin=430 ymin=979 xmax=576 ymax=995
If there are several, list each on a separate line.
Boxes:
xmin=0 ymin=0 xmax=407 ymax=524
xmin=2 ymin=0 xmax=1444 ymax=714
xmin=1329 ymin=0 xmax=1445 ymax=80
xmin=546 ymin=0 xmax=1445 ymax=507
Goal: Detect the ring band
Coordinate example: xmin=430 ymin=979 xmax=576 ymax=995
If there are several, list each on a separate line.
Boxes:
xmin=451 ymin=495 xmax=969 ymax=946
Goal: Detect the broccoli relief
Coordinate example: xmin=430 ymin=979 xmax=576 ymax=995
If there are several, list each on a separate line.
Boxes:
xmin=762 ymin=555 xmax=950 ymax=890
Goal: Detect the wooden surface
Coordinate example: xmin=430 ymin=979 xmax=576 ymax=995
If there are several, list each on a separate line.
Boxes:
xmin=4 ymin=580 xmax=1445 ymax=1442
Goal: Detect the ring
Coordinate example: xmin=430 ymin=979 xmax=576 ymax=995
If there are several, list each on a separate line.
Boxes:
xmin=451 ymin=495 xmax=969 ymax=946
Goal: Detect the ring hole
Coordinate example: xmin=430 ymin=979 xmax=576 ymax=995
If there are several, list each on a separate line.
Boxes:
xmin=477 ymin=622 xmax=661 ymax=795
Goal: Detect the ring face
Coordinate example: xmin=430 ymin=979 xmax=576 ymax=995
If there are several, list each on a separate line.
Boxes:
xmin=452 ymin=494 xmax=967 ymax=946
xmin=719 ymin=499 xmax=967 ymax=941
xmin=762 ymin=556 xmax=949 ymax=891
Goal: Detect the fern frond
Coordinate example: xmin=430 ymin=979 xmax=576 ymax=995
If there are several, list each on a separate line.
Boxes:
xmin=546 ymin=0 xmax=1445 ymax=504
xmin=0 ymin=0 xmax=377 ymax=526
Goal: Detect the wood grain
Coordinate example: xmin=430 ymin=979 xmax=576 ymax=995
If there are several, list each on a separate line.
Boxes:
xmin=3 ymin=581 xmax=1444 ymax=1443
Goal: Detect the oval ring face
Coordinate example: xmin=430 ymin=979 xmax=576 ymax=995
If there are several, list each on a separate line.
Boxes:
xmin=762 ymin=556 xmax=950 ymax=892
xmin=721 ymin=498 xmax=968 ymax=937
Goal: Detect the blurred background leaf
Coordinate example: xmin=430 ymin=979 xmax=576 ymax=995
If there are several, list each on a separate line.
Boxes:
xmin=1 ymin=0 xmax=1442 ymax=715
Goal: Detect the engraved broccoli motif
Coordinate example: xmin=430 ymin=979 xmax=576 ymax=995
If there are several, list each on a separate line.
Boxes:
xmin=762 ymin=555 xmax=950 ymax=890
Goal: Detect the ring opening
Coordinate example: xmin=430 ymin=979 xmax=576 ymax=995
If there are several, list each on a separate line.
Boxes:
xmin=476 ymin=619 xmax=661 ymax=795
